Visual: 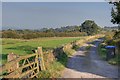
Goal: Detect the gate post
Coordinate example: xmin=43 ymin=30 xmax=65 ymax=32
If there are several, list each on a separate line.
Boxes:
xmin=35 ymin=50 xmax=39 ymax=74
xmin=37 ymin=47 xmax=45 ymax=70
xmin=7 ymin=53 xmax=19 ymax=73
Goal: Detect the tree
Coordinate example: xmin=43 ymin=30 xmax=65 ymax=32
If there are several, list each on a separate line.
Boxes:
xmin=80 ymin=20 xmax=100 ymax=35
xmin=110 ymin=1 xmax=120 ymax=30
xmin=109 ymin=2 xmax=120 ymax=54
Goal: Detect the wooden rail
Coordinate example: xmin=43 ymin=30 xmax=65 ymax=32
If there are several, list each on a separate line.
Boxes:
xmin=0 ymin=47 xmax=45 ymax=78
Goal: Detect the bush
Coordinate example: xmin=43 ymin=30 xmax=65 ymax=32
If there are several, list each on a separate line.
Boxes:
xmin=104 ymin=32 xmax=115 ymax=45
xmin=2 ymin=31 xmax=20 ymax=38
xmin=113 ymin=31 xmax=120 ymax=39
xmin=22 ymin=33 xmax=38 ymax=39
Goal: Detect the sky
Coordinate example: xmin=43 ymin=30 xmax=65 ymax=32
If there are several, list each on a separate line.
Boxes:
xmin=2 ymin=2 xmax=116 ymax=30
xmin=1 ymin=0 xmax=108 ymax=2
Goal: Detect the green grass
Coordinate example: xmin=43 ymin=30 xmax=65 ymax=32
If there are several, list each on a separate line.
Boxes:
xmin=98 ymin=43 xmax=107 ymax=60
xmin=1 ymin=37 xmax=80 ymax=64
xmin=108 ymin=57 xmax=118 ymax=65
xmin=38 ymin=61 xmax=64 ymax=78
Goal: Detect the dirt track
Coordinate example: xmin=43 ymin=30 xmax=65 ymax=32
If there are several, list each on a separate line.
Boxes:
xmin=62 ymin=39 xmax=118 ymax=78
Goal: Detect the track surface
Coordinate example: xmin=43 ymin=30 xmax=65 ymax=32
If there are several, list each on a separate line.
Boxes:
xmin=63 ymin=39 xmax=118 ymax=78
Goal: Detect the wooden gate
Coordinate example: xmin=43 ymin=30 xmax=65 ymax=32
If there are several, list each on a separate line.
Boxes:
xmin=0 ymin=47 xmax=45 ymax=78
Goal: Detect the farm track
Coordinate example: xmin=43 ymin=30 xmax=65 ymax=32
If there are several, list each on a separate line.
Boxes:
xmin=62 ymin=39 xmax=118 ymax=78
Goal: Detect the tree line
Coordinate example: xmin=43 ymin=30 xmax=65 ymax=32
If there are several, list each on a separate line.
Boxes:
xmin=1 ymin=20 xmax=101 ymax=39
xmin=1 ymin=30 xmax=87 ymax=39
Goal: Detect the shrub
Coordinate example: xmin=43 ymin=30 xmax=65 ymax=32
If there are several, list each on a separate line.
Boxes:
xmin=113 ymin=31 xmax=120 ymax=39
xmin=104 ymin=32 xmax=115 ymax=45
xmin=2 ymin=31 xmax=20 ymax=38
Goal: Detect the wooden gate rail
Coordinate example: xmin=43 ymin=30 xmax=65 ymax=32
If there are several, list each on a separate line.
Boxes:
xmin=0 ymin=53 xmax=37 ymax=73
xmin=0 ymin=47 xmax=45 ymax=78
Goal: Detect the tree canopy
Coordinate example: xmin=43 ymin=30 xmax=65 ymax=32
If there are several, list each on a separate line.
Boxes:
xmin=80 ymin=20 xmax=100 ymax=35
xmin=110 ymin=1 xmax=120 ymax=29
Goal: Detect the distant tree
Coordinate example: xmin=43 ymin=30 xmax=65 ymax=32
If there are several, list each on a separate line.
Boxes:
xmin=45 ymin=28 xmax=55 ymax=33
xmin=74 ymin=26 xmax=81 ymax=32
xmin=39 ymin=28 xmax=48 ymax=32
xmin=80 ymin=20 xmax=100 ymax=35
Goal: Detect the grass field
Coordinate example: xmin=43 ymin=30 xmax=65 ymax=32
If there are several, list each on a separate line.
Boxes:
xmin=1 ymin=37 xmax=80 ymax=64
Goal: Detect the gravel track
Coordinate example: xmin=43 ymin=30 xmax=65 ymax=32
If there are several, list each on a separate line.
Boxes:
xmin=62 ymin=39 xmax=118 ymax=78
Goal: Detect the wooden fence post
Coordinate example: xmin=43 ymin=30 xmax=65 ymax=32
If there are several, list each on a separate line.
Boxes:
xmin=35 ymin=50 xmax=39 ymax=74
xmin=7 ymin=53 xmax=19 ymax=73
xmin=37 ymin=47 xmax=45 ymax=70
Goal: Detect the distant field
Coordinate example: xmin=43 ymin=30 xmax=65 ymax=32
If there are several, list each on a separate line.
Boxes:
xmin=1 ymin=37 xmax=80 ymax=64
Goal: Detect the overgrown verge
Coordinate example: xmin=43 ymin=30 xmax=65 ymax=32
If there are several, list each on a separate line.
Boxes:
xmin=98 ymin=32 xmax=120 ymax=65
xmin=98 ymin=43 xmax=107 ymax=60
xmin=98 ymin=42 xmax=120 ymax=65
xmin=38 ymin=47 xmax=68 ymax=78
xmin=38 ymin=35 xmax=104 ymax=78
